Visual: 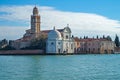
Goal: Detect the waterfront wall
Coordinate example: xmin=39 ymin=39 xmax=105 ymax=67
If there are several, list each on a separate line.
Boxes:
xmin=0 ymin=50 xmax=44 ymax=55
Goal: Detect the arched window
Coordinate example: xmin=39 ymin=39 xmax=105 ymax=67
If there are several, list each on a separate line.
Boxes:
xmin=58 ymin=42 xmax=60 ymax=45
xmin=66 ymin=35 xmax=68 ymax=39
xmin=51 ymin=42 xmax=54 ymax=45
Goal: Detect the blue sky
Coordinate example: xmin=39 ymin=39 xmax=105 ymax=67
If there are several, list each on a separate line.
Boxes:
xmin=0 ymin=0 xmax=120 ymax=40
xmin=1 ymin=0 xmax=120 ymax=20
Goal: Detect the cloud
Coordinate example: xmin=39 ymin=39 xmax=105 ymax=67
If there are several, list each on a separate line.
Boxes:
xmin=0 ymin=26 xmax=28 ymax=40
xmin=0 ymin=5 xmax=120 ymax=40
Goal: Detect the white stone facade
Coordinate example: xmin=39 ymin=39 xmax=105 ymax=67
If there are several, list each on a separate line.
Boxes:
xmin=46 ymin=26 xmax=75 ymax=54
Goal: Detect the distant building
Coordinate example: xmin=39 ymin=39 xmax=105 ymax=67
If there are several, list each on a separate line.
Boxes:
xmin=46 ymin=26 xmax=75 ymax=54
xmin=74 ymin=37 xmax=81 ymax=53
xmin=74 ymin=38 xmax=115 ymax=54
xmin=10 ymin=6 xmax=75 ymax=53
xmin=11 ymin=6 xmax=42 ymax=49
xmin=10 ymin=6 xmax=115 ymax=54
xmin=24 ymin=6 xmax=41 ymax=38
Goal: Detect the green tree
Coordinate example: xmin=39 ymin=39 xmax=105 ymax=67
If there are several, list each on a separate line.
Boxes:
xmin=0 ymin=39 xmax=16 ymax=50
xmin=103 ymin=35 xmax=105 ymax=39
xmin=86 ymin=36 xmax=88 ymax=39
xmin=0 ymin=39 xmax=8 ymax=45
xmin=30 ymin=37 xmax=46 ymax=50
xmin=83 ymin=36 xmax=86 ymax=39
xmin=115 ymin=34 xmax=120 ymax=47
xmin=0 ymin=39 xmax=8 ymax=49
xmin=0 ymin=45 xmax=16 ymax=50
xmin=80 ymin=37 xmax=82 ymax=39
xmin=21 ymin=34 xmax=47 ymax=51
xmin=106 ymin=36 xmax=112 ymax=41
xmin=96 ymin=35 xmax=99 ymax=39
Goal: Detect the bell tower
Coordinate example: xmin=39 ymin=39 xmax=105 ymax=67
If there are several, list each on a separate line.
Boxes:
xmin=31 ymin=6 xmax=40 ymax=34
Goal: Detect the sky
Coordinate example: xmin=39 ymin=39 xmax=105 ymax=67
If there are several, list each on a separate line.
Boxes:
xmin=0 ymin=0 xmax=120 ymax=40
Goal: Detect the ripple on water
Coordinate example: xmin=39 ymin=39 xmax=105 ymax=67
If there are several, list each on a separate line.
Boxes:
xmin=0 ymin=54 xmax=120 ymax=80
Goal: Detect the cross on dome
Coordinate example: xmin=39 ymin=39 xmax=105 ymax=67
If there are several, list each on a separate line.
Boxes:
xmin=67 ymin=24 xmax=69 ymax=27
xmin=53 ymin=26 xmax=56 ymax=30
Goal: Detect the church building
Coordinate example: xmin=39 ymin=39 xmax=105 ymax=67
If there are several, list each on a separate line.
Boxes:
xmin=46 ymin=25 xmax=75 ymax=54
xmin=10 ymin=6 xmax=75 ymax=54
xmin=24 ymin=6 xmax=41 ymax=38
xmin=9 ymin=6 xmax=114 ymax=54
xmin=10 ymin=6 xmax=41 ymax=49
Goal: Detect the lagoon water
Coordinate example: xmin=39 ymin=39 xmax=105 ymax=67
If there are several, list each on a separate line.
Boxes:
xmin=0 ymin=54 xmax=120 ymax=80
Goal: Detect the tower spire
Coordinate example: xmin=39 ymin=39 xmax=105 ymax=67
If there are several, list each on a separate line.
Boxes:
xmin=31 ymin=6 xmax=41 ymax=35
xmin=33 ymin=6 xmax=39 ymax=15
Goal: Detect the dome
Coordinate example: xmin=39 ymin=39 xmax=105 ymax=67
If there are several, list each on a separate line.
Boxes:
xmin=48 ymin=27 xmax=62 ymax=40
xmin=33 ymin=6 xmax=38 ymax=15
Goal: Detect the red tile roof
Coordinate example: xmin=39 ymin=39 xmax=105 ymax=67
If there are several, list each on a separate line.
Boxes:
xmin=75 ymin=38 xmax=110 ymax=42
xmin=41 ymin=29 xmax=64 ymax=34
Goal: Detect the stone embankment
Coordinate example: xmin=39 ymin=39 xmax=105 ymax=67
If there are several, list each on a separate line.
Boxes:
xmin=0 ymin=50 xmax=44 ymax=55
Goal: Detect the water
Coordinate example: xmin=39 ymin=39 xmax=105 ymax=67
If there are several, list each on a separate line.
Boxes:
xmin=0 ymin=54 xmax=120 ymax=80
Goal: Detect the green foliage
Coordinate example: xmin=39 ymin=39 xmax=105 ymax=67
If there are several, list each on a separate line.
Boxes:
xmin=0 ymin=39 xmax=16 ymax=50
xmin=83 ymin=36 xmax=88 ymax=39
xmin=0 ymin=45 xmax=16 ymax=50
xmin=115 ymin=34 xmax=120 ymax=47
xmin=31 ymin=38 xmax=46 ymax=49
xmin=0 ymin=39 xmax=8 ymax=49
xmin=96 ymin=35 xmax=99 ymax=39
xmin=21 ymin=34 xmax=47 ymax=51
xmin=0 ymin=39 xmax=8 ymax=46
xmin=103 ymin=35 xmax=105 ymax=39
xmin=106 ymin=36 xmax=112 ymax=41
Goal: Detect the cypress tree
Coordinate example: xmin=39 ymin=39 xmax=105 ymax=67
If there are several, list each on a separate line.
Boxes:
xmin=96 ymin=35 xmax=99 ymax=39
xmin=115 ymin=34 xmax=120 ymax=47
xmin=106 ymin=36 xmax=112 ymax=41
xmin=103 ymin=35 xmax=105 ymax=39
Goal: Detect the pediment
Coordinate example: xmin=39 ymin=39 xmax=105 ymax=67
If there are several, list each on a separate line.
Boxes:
xmin=63 ymin=27 xmax=71 ymax=33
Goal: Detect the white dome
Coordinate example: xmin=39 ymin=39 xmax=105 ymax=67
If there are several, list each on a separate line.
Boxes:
xmin=48 ymin=28 xmax=62 ymax=39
